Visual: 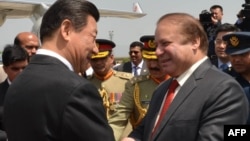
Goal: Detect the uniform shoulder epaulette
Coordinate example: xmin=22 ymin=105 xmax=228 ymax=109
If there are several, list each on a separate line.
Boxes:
xmin=113 ymin=70 xmax=133 ymax=80
xmin=129 ymin=75 xmax=150 ymax=84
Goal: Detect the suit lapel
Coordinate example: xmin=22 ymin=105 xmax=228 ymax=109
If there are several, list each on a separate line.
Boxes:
xmin=144 ymin=79 xmax=171 ymax=140
xmin=152 ymin=59 xmax=213 ymax=139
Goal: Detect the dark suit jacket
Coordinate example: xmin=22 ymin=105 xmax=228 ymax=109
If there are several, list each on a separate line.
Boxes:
xmin=129 ymin=59 xmax=249 ymax=141
xmin=3 ymin=55 xmax=115 ymax=141
xmin=0 ymin=130 xmax=6 ymax=141
xmin=0 ymin=80 xmax=9 ymax=107
xmin=114 ymin=61 xmax=148 ymax=75
xmin=0 ymin=80 xmax=8 ymax=141
xmin=210 ymin=56 xmax=219 ymax=68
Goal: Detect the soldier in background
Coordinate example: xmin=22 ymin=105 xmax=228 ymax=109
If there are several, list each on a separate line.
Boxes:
xmin=88 ymin=39 xmax=133 ymax=118
xmin=223 ymin=32 xmax=250 ymax=124
xmin=109 ymin=35 xmax=170 ymax=141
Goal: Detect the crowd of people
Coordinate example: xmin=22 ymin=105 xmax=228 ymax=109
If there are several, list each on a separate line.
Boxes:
xmin=0 ymin=0 xmax=249 ymax=141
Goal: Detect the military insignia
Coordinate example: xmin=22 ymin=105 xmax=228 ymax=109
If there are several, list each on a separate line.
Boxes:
xmin=230 ymin=36 xmax=239 ymax=47
xmin=109 ymin=92 xmax=122 ymax=111
xmin=109 ymin=92 xmax=122 ymax=103
xmin=148 ymin=40 xmax=156 ymax=48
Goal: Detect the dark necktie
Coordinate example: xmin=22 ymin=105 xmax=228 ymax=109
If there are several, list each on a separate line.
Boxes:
xmin=133 ymin=66 xmax=138 ymax=76
xmin=151 ymin=80 xmax=179 ymax=136
xmin=220 ymin=63 xmax=228 ymax=71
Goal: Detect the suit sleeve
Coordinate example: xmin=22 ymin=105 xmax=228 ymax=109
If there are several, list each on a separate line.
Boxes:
xmin=61 ymin=82 xmax=115 ymax=141
xmin=109 ymin=80 xmax=135 ymax=140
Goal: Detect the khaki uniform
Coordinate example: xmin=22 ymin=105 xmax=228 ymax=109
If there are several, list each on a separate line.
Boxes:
xmin=109 ymin=74 xmax=166 ymax=140
xmin=88 ymin=70 xmax=133 ymax=118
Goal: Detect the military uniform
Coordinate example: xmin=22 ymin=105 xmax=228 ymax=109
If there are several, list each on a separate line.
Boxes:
xmin=89 ymin=39 xmax=133 ymax=119
xmin=88 ymin=70 xmax=133 ymax=118
xmin=108 ymin=35 xmax=170 ymax=141
xmin=223 ymin=32 xmax=250 ymax=124
xmin=109 ymin=74 xmax=170 ymax=140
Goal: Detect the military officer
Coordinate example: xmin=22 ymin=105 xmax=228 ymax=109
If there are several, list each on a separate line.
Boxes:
xmin=223 ymin=32 xmax=250 ymax=124
xmin=108 ymin=35 xmax=171 ymax=141
xmin=88 ymin=39 xmax=133 ymax=118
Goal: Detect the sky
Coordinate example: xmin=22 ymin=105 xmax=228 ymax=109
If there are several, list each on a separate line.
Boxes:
xmin=0 ymin=0 xmax=246 ymax=57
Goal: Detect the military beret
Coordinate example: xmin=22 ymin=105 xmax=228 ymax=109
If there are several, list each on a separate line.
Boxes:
xmin=91 ymin=39 xmax=116 ymax=59
xmin=140 ymin=35 xmax=157 ymax=59
xmin=223 ymin=32 xmax=250 ymax=55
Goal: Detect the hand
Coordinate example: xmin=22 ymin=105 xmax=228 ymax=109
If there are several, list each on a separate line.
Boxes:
xmin=121 ymin=137 xmax=136 ymax=141
xmin=211 ymin=16 xmax=218 ymax=24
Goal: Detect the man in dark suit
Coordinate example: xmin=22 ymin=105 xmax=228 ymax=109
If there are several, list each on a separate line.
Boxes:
xmin=122 ymin=13 xmax=249 ymax=141
xmin=3 ymin=1 xmax=115 ymax=141
xmin=114 ymin=41 xmax=148 ymax=76
xmin=210 ymin=23 xmax=240 ymax=71
xmin=0 ymin=45 xmax=28 ymax=102
xmin=0 ymin=45 xmax=28 ymax=141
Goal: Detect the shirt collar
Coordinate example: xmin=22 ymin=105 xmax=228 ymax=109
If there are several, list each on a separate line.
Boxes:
xmin=132 ymin=59 xmax=144 ymax=68
xmin=176 ymin=56 xmax=208 ymax=87
xmin=218 ymin=59 xmax=231 ymax=68
xmin=36 ymin=49 xmax=74 ymax=71
xmin=7 ymin=78 xmax=11 ymax=85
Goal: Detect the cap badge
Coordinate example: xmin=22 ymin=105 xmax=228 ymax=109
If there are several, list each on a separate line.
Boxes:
xmin=230 ymin=36 xmax=239 ymax=47
xmin=148 ymin=40 xmax=156 ymax=48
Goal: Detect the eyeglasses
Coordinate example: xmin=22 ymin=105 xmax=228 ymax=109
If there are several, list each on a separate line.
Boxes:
xmin=129 ymin=51 xmax=140 ymax=55
xmin=214 ymin=39 xmax=228 ymax=45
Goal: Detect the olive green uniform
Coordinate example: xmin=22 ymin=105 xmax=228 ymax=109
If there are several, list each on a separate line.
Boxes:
xmin=109 ymin=74 xmax=161 ymax=140
xmin=88 ymin=70 xmax=133 ymax=118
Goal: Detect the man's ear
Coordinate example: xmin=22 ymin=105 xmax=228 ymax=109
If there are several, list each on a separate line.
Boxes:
xmin=192 ymin=37 xmax=201 ymax=50
xmin=60 ymin=19 xmax=72 ymax=41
